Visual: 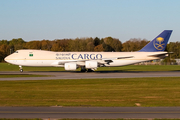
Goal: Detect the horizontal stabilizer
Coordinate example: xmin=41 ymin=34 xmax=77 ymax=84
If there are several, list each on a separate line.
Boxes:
xmin=148 ymin=53 xmax=168 ymax=57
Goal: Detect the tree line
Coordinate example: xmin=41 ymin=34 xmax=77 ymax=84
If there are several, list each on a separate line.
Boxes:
xmin=0 ymin=37 xmax=180 ymax=62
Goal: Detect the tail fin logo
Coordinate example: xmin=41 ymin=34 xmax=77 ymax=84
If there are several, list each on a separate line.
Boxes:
xmin=153 ymin=37 xmax=165 ymax=50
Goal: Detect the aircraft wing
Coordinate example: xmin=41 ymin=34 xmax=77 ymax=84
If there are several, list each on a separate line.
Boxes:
xmin=51 ymin=56 xmax=134 ymax=66
xmin=102 ymin=56 xmax=134 ymax=60
xmin=101 ymin=56 xmax=134 ymax=65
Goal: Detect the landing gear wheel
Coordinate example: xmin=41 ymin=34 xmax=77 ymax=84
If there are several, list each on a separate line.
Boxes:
xmin=20 ymin=69 xmax=23 ymax=73
xmin=87 ymin=69 xmax=94 ymax=72
xmin=81 ymin=66 xmax=87 ymax=72
xmin=81 ymin=69 xmax=87 ymax=72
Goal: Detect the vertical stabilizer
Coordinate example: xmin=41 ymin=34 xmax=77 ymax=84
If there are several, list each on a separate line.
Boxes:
xmin=139 ymin=30 xmax=172 ymax=52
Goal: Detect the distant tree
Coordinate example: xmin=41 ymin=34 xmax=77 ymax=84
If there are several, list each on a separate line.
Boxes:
xmin=51 ymin=39 xmax=71 ymax=51
xmin=85 ymin=37 xmax=94 ymax=51
xmin=103 ymin=37 xmax=122 ymax=51
xmin=24 ymin=41 xmax=41 ymax=49
xmin=111 ymin=38 xmax=122 ymax=52
xmin=9 ymin=38 xmax=25 ymax=51
xmin=41 ymin=40 xmax=52 ymax=51
xmin=93 ymin=37 xmax=100 ymax=46
xmin=51 ymin=41 xmax=63 ymax=51
xmin=86 ymin=41 xmax=94 ymax=51
xmin=0 ymin=40 xmax=9 ymax=45
xmin=0 ymin=44 xmax=10 ymax=62
xmin=69 ymin=38 xmax=91 ymax=51
xmin=60 ymin=39 xmax=71 ymax=51
xmin=122 ymin=38 xmax=149 ymax=52
xmin=100 ymin=38 xmax=104 ymax=44
xmin=102 ymin=42 xmax=114 ymax=51
xmin=167 ymin=42 xmax=180 ymax=59
xmin=74 ymin=38 xmax=86 ymax=51
xmin=94 ymin=44 xmax=104 ymax=51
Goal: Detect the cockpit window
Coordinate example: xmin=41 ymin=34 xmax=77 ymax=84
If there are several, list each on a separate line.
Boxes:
xmin=14 ymin=51 xmax=18 ymax=53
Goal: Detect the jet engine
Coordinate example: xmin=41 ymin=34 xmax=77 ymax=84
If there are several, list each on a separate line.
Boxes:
xmin=64 ymin=63 xmax=77 ymax=70
xmin=85 ymin=61 xmax=98 ymax=69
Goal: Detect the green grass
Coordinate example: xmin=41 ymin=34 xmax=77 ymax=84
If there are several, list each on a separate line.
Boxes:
xmin=0 ymin=119 xmax=41 ymax=120
xmin=0 ymin=63 xmax=65 ymax=71
xmin=0 ymin=74 xmax=49 ymax=78
xmin=1 ymin=63 xmax=180 ymax=72
xmin=97 ymin=65 xmax=180 ymax=71
xmin=0 ymin=77 xmax=180 ymax=107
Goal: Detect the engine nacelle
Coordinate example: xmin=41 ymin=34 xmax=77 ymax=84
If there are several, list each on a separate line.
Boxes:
xmin=64 ymin=63 xmax=77 ymax=71
xmin=85 ymin=61 xmax=98 ymax=69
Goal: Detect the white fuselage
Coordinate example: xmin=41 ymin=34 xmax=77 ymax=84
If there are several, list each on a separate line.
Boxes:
xmin=5 ymin=50 xmax=167 ymax=68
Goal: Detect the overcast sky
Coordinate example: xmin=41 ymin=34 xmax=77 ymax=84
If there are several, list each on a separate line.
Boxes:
xmin=0 ymin=0 xmax=180 ymax=42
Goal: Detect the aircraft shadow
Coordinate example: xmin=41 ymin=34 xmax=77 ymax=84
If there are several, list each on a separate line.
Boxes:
xmin=30 ymin=70 xmax=148 ymax=73
xmin=28 ymin=69 xmax=180 ymax=74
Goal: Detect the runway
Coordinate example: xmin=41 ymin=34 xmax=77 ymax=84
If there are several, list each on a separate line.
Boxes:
xmin=1 ymin=71 xmax=180 ymax=119
xmin=0 ymin=71 xmax=180 ymax=80
xmin=0 ymin=107 xmax=180 ymax=119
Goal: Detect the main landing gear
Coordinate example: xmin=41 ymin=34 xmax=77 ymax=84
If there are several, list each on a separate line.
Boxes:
xmin=19 ymin=66 xmax=23 ymax=72
xmin=81 ymin=66 xmax=87 ymax=72
xmin=80 ymin=66 xmax=94 ymax=72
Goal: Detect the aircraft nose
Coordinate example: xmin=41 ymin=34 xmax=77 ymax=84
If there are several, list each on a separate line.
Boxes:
xmin=4 ymin=55 xmax=10 ymax=63
xmin=4 ymin=54 xmax=17 ymax=65
xmin=4 ymin=56 xmax=8 ymax=62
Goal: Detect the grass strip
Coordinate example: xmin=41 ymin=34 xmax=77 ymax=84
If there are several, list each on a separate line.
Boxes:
xmin=0 ymin=77 xmax=180 ymax=107
xmin=0 ymin=74 xmax=50 ymax=78
xmin=0 ymin=119 xmax=41 ymax=120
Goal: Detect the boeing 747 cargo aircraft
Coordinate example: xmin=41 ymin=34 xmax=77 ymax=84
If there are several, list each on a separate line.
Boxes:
xmin=5 ymin=30 xmax=172 ymax=72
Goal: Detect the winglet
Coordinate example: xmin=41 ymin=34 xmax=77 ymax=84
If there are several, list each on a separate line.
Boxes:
xmin=139 ymin=30 xmax=172 ymax=52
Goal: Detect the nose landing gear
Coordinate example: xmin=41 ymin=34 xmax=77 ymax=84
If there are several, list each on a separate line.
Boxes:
xmin=19 ymin=66 xmax=23 ymax=72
